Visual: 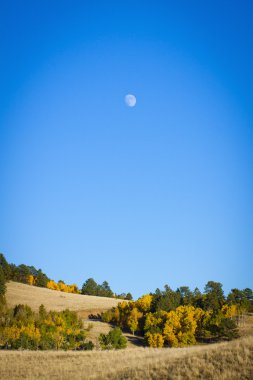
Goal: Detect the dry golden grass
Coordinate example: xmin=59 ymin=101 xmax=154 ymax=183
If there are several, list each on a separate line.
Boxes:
xmin=3 ymin=281 xmax=253 ymax=379
xmin=6 ymin=281 xmax=122 ymax=315
xmin=82 ymin=320 xmax=144 ymax=348
xmin=0 ymin=335 xmax=252 ymax=379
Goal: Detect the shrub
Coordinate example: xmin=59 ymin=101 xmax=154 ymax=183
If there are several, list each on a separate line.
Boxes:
xmin=99 ymin=327 xmax=127 ymax=350
xmin=77 ymin=340 xmax=94 ymax=350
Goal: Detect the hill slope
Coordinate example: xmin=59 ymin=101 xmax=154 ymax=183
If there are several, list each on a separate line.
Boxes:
xmin=0 ymin=335 xmax=252 ymax=379
xmin=6 ymin=281 xmax=122 ymax=316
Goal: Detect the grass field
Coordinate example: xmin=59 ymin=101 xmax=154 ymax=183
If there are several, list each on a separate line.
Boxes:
xmin=6 ymin=281 xmax=122 ymax=317
xmin=3 ymin=281 xmax=253 ymax=379
xmin=0 ymin=335 xmax=252 ymax=379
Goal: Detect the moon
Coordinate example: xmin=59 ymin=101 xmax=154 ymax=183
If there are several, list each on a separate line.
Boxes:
xmin=125 ymin=94 xmax=137 ymax=107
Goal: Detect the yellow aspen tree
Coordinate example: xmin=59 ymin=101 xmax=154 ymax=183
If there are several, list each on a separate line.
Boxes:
xmin=127 ymin=307 xmax=142 ymax=335
xmin=27 ymin=275 xmax=35 ymax=285
xmin=145 ymin=332 xmax=164 ymax=348
xmin=136 ymin=294 xmax=153 ymax=313
xmin=47 ymin=280 xmax=59 ymax=291
xmin=221 ymin=304 xmax=237 ymax=318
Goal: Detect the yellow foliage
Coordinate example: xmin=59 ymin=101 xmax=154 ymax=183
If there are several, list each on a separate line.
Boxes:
xmin=58 ymin=282 xmax=67 ymax=292
xmin=47 ymin=280 xmax=59 ymax=291
xmin=144 ymin=312 xmax=164 ymax=331
xmin=127 ymin=307 xmax=142 ymax=335
xmin=21 ymin=325 xmax=41 ymax=341
xmin=163 ymin=323 xmax=178 ymax=347
xmin=46 ymin=281 xmax=79 ymax=293
xmin=68 ymin=284 xmax=79 ymax=293
xmin=162 ymin=306 xmax=199 ymax=347
xmin=0 ymin=325 xmax=41 ymax=346
xmin=0 ymin=326 xmax=21 ymax=344
xmin=145 ymin=332 xmax=164 ymax=347
xmin=113 ymin=307 xmax=121 ymax=324
xmin=222 ymin=304 xmax=238 ymax=318
xmin=27 ymin=275 xmax=35 ymax=286
xmin=118 ymin=301 xmax=129 ymax=311
xmin=136 ymin=294 xmax=153 ymax=313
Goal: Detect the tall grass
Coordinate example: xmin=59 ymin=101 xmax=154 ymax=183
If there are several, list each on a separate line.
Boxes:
xmin=0 ymin=335 xmax=252 ymax=379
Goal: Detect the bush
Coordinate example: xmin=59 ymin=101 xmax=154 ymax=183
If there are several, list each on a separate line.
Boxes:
xmin=77 ymin=341 xmax=94 ymax=350
xmin=99 ymin=327 xmax=127 ymax=350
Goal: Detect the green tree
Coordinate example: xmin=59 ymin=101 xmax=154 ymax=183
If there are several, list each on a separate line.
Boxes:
xmin=98 ymin=281 xmax=114 ymax=297
xmin=204 ymin=281 xmax=225 ymax=311
xmin=177 ymin=286 xmax=193 ymax=305
xmin=36 ymin=269 xmax=49 ymax=287
xmin=153 ymin=285 xmax=181 ymax=312
xmin=39 ymin=304 xmax=47 ymax=321
xmin=16 ymin=264 xmax=30 ymax=283
xmin=0 ymin=266 xmax=6 ymax=301
xmin=0 ymin=254 xmax=10 ymax=280
xmin=81 ymin=278 xmax=98 ymax=295
xmin=99 ymin=327 xmax=127 ymax=349
xmin=192 ymin=287 xmax=204 ymax=308
xmin=13 ymin=304 xmax=35 ymax=326
xmin=227 ymin=288 xmax=252 ymax=312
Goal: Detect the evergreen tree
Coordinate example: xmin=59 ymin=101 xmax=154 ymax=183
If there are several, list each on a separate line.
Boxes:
xmin=204 ymin=281 xmax=225 ymax=311
xmin=0 ymin=253 xmax=10 ymax=280
xmin=177 ymin=286 xmax=193 ymax=305
xmin=81 ymin=278 xmax=98 ymax=295
xmin=153 ymin=285 xmax=181 ymax=312
xmin=36 ymin=270 xmax=49 ymax=287
xmin=99 ymin=281 xmax=114 ymax=297
xmin=0 ymin=266 xmax=6 ymax=298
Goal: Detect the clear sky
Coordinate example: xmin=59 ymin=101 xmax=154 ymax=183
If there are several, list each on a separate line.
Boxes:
xmin=0 ymin=1 xmax=252 ymax=298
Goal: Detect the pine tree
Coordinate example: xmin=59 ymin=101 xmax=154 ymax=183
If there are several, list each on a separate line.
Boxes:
xmin=0 ymin=266 xmax=6 ymax=298
xmin=0 ymin=253 xmax=10 ymax=280
xmin=81 ymin=278 xmax=98 ymax=295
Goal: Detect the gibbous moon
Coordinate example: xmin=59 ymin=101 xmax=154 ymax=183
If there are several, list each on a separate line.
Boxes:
xmin=125 ymin=94 xmax=137 ymax=107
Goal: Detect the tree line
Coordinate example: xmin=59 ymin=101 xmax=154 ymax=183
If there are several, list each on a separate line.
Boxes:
xmin=101 ymin=281 xmax=253 ymax=348
xmin=0 ymin=253 xmax=132 ymax=300
xmin=0 ymin=253 xmax=128 ymax=350
xmin=1 ymin=253 xmax=253 ymax=350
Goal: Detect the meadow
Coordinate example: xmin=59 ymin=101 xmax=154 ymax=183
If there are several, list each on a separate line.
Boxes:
xmin=6 ymin=281 xmax=121 ymax=317
xmin=0 ymin=335 xmax=252 ymax=379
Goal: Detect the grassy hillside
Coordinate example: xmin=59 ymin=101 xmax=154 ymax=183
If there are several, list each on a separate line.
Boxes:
xmin=5 ymin=281 xmax=138 ymax=348
xmin=6 ymin=281 xmax=122 ymax=316
xmin=2 ymin=281 xmax=253 ymax=379
xmin=0 ymin=335 xmax=252 ymax=379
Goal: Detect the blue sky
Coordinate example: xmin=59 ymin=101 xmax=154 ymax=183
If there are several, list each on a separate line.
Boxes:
xmin=0 ymin=1 xmax=252 ymax=298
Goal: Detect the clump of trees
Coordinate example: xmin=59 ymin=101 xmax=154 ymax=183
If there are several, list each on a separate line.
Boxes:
xmin=0 ymin=304 xmax=94 ymax=350
xmin=99 ymin=327 xmax=127 ymax=350
xmin=0 ymin=253 xmax=132 ymax=300
xmin=0 ymin=252 xmax=50 ymax=288
xmin=47 ymin=280 xmax=79 ymax=294
xmin=81 ymin=277 xmax=132 ymax=300
xmin=101 ymin=281 xmax=250 ymax=348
